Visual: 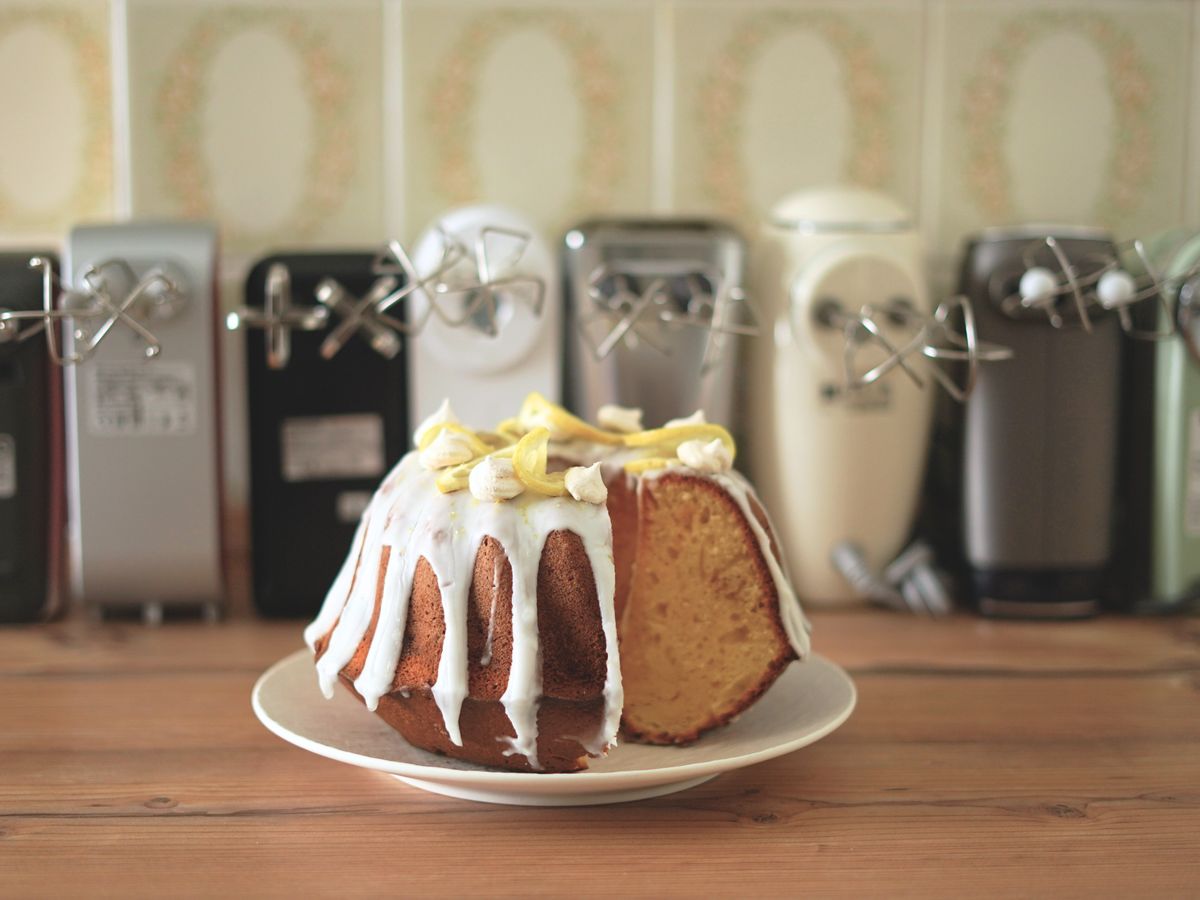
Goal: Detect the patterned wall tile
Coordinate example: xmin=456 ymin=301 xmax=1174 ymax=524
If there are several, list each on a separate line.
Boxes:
xmin=0 ymin=0 xmax=111 ymax=243
xmin=124 ymin=0 xmax=383 ymax=257
xmin=401 ymin=0 xmax=655 ymax=241
xmin=937 ymin=1 xmax=1192 ymax=259
xmin=672 ymin=0 xmax=925 ymax=231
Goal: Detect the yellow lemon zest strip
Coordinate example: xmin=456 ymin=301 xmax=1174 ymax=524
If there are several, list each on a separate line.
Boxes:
xmin=493 ymin=417 xmax=527 ymax=443
xmin=623 ymin=423 xmax=736 ymax=461
xmin=474 ymin=430 xmax=512 ymax=450
xmin=417 ymin=422 xmax=493 ymax=457
xmin=512 ymin=427 xmax=568 ymax=496
xmin=518 ymin=392 xmax=626 ymax=446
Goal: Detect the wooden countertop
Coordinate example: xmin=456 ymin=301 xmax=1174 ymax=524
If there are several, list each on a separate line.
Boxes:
xmin=2 ymin=609 xmax=1198 ymax=897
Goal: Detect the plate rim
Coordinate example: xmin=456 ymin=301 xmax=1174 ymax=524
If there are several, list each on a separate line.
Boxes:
xmin=252 ymin=648 xmax=857 ymax=788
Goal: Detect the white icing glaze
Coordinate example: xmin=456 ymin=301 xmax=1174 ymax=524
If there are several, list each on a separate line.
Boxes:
xmin=419 ymin=428 xmax=477 ymax=469
xmin=303 ymin=515 xmax=368 ymax=652
xmin=306 ymin=450 xmax=622 ymax=770
xmin=596 ymin=403 xmax=643 ymax=434
xmin=576 ymin=523 xmax=621 ymax=755
xmin=413 ymin=398 xmax=459 ymax=447
xmin=677 ymin=438 xmax=733 ymax=473
xmin=565 ymin=463 xmax=608 ymax=504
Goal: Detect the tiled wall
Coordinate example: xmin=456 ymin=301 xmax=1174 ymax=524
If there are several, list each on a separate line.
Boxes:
xmin=4 ymin=0 xmax=1198 ymax=270
xmin=3 ymin=0 xmax=1199 ymax=493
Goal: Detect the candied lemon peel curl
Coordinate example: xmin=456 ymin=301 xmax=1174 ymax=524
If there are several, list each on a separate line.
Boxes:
xmin=424 ymin=393 xmax=737 ymax=495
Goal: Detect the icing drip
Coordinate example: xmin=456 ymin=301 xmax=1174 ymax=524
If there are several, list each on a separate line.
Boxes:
xmin=313 ymin=521 xmax=384 ymax=701
xmin=577 ymin=536 xmax=621 ymax=755
xmin=304 ymin=515 xmax=368 ymax=653
xmin=355 ymin=544 xmax=415 ymax=711
xmin=428 ymin=519 xmax=478 ymax=748
xmin=306 ymin=450 xmax=621 ymax=770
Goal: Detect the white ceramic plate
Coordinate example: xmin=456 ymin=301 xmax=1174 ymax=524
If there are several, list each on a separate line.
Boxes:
xmin=252 ymin=649 xmax=856 ymax=806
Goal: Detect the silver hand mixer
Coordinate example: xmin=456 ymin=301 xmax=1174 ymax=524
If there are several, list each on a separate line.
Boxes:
xmin=563 ymin=219 xmax=754 ymax=430
xmin=15 ymin=223 xmax=226 ymax=623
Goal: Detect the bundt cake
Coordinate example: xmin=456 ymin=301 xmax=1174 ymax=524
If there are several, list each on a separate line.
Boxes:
xmin=305 ymin=393 xmax=810 ymax=772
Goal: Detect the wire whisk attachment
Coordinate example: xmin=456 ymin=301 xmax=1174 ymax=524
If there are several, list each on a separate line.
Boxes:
xmin=0 ymin=256 xmax=185 ymax=365
xmin=816 ymin=295 xmax=1012 ymax=403
xmin=577 ymin=259 xmax=757 ymax=373
xmin=1000 ymin=234 xmax=1193 ymax=341
xmin=226 ymin=263 xmax=329 ymax=369
xmin=427 ymin=226 xmax=546 ymax=338
xmin=831 ymin=540 xmax=953 ymax=617
xmin=315 ymin=275 xmax=405 ymax=361
xmin=249 ymin=220 xmax=549 ymax=363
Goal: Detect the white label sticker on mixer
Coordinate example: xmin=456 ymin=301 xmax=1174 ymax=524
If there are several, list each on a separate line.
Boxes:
xmin=281 ymin=414 xmax=385 ymax=483
xmin=88 ymin=362 xmax=198 ymax=436
xmin=1186 ymin=409 xmax=1200 ymax=537
xmin=0 ymin=435 xmax=15 ymax=499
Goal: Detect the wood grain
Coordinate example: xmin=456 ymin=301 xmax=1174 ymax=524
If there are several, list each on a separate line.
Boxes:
xmin=1 ymin=610 xmax=1197 ymax=898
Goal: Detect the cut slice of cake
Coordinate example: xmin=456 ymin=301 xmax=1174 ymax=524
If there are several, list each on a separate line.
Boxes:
xmin=617 ymin=470 xmax=801 ymax=744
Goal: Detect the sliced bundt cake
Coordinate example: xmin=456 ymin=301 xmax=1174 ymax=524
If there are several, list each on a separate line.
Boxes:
xmin=306 ymin=394 xmax=810 ymax=772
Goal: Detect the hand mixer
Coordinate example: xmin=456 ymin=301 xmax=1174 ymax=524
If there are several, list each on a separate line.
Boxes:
xmin=749 ymin=187 xmax=1008 ymax=611
xmin=227 ymin=253 xmax=409 ymax=617
xmin=404 ymin=205 xmax=560 ymax=429
xmin=50 ymin=222 xmax=224 ymax=623
xmin=957 ymin=226 xmax=1179 ymax=617
xmin=0 ymin=254 xmax=65 ymax=621
xmin=562 ymin=218 xmax=753 ymax=430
